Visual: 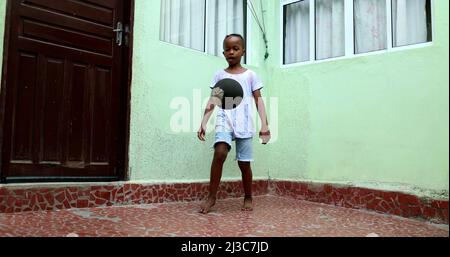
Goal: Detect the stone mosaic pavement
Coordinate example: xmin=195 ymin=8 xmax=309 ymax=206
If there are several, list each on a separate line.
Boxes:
xmin=0 ymin=196 xmax=448 ymax=237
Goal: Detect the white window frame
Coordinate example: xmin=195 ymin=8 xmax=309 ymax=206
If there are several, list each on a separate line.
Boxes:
xmin=280 ymin=0 xmax=435 ymax=68
xmin=245 ymin=3 xmax=253 ymax=64
xmin=159 ymin=0 xmax=251 ymax=62
xmin=205 ymin=0 xmax=253 ymax=62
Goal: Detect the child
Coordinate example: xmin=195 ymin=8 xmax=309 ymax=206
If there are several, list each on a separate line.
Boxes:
xmin=197 ymin=34 xmax=271 ymax=214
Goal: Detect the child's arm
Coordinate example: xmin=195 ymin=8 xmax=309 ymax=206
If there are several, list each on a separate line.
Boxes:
xmin=197 ymin=97 xmax=217 ymax=141
xmin=253 ymin=89 xmax=271 ymax=144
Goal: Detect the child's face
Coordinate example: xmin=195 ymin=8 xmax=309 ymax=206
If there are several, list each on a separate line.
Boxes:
xmin=223 ymin=36 xmax=246 ymax=66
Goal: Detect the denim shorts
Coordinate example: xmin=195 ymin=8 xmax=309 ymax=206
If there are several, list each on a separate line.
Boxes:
xmin=213 ymin=132 xmax=254 ymax=162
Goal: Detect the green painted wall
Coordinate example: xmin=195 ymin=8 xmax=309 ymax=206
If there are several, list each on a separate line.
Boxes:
xmin=130 ymin=0 xmax=449 ymax=196
xmin=128 ymin=0 xmax=271 ymax=182
xmin=0 ymin=0 xmax=448 ymax=197
xmin=263 ymin=0 xmax=449 ymax=195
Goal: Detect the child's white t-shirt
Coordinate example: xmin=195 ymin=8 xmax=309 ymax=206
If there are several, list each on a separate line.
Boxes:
xmin=210 ymin=69 xmax=264 ymax=139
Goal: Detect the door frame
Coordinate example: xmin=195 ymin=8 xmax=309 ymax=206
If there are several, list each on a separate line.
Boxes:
xmin=0 ymin=0 xmax=135 ymax=183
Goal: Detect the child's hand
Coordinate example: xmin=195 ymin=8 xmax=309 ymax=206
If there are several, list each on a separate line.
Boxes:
xmin=197 ymin=125 xmax=206 ymax=141
xmin=259 ymin=130 xmax=271 ymax=145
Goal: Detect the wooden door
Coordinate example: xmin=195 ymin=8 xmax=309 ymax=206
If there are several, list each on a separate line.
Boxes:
xmin=0 ymin=0 xmax=133 ymax=182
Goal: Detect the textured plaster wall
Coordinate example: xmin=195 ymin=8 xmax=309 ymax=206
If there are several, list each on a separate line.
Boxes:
xmin=263 ymin=0 xmax=449 ymax=196
xmin=128 ymin=0 xmax=271 ymax=182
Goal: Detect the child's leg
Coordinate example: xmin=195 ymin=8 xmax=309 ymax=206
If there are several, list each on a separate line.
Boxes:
xmin=238 ymin=161 xmax=253 ymax=198
xmin=236 ymin=137 xmax=254 ymax=211
xmin=200 ymin=142 xmax=229 ymax=214
xmin=208 ymin=143 xmax=229 ymax=197
xmin=238 ymin=161 xmax=253 ymax=211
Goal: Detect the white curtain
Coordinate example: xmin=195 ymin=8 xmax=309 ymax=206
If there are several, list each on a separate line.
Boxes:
xmin=354 ymin=0 xmax=387 ymax=54
xmin=315 ymin=0 xmax=345 ymax=60
xmin=392 ymin=0 xmax=428 ymax=47
xmin=206 ymin=0 xmax=245 ymax=57
xmin=284 ymin=0 xmax=310 ymax=64
xmin=160 ymin=0 xmax=205 ymax=51
xmin=160 ymin=0 xmax=245 ymax=57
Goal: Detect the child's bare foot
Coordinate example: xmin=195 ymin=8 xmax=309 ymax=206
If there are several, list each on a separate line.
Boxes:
xmin=242 ymin=197 xmax=253 ymax=211
xmin=200 ymin=197 xmax=216 ymax=214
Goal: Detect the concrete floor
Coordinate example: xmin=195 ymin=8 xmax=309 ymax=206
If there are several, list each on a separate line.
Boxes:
xmin=0 ymin=195 xmax=448 ymax=237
